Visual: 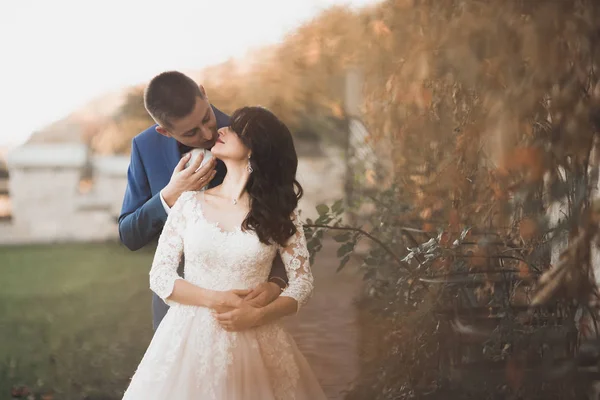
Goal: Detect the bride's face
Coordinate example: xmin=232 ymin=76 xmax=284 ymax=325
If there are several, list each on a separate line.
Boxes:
xmin=211 ymin=127 xmax=251 ymax=162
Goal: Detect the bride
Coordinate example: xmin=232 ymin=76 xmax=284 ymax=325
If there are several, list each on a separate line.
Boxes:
xmin=122 ymin=106 xmax=327 ymax=399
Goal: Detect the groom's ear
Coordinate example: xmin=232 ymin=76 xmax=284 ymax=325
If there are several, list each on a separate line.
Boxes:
xmin=155 ymin=126 xmax=170 ymax=137
xmin=199 ymin=85 xmax=207 ymax=99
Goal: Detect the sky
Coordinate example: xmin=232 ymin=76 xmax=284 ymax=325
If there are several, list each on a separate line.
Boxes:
xmin=0 ymin=0 xmax=377 ymax=149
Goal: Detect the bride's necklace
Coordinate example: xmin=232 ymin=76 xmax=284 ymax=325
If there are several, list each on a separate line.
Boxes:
xmin=212 ymin=185 xmax=246 ymax=206
xmin=231 ymin=193 xmax=248 ymax=206
xmin=229 ymin=192 xmax=243 ymax=205
xmin=218 ymin=192 xmax=243 ymax=206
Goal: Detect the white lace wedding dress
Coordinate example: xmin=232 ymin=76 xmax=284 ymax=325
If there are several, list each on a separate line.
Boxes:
xmin=122 ymin=191 xmax=327 ymax=400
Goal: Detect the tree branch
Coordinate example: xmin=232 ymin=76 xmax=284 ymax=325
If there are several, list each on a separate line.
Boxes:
xmin=304 ymin=223 xmax=414 ymax=273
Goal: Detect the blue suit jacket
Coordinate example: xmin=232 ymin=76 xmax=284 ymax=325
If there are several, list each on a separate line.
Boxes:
xmin=119 ymin=105 xmax=229 ymax=330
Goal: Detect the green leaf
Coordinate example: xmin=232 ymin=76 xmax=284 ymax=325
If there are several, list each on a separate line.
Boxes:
xmin=337 ymin=255 xmax=351 ymax=272
xmin=307 ymin=238 xmax=320 ymax=253
xmin=332 ymin=199 xmax=344 ymax=214
xmin=333 ymin=232 xmax=352 ymax=242
xmin=315 ymin=214 xmax=332 ymax=225
xmin=316 ymin=204 xmax=330 ymax=216
xmin=337 ymin=241 xmax=355 ymax=258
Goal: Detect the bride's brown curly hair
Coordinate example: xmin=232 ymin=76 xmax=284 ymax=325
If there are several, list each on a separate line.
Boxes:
xmin=229 ymin=106 xmax=304 ymax=246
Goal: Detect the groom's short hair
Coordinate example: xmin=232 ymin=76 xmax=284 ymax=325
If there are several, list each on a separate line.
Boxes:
xmin=144 ymin=71 xmax=204 ymax=129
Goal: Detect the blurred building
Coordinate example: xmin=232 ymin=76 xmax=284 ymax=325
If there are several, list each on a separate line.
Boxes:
xmin=0 ymin=144 xmax=128 ymax=244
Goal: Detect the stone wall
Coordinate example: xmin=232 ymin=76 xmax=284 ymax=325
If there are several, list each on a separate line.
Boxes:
xmin=1 ymin=144 xmax=128 ymax=244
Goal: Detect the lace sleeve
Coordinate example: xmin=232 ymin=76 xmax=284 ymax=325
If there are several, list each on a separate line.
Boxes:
xmin=149 ymin=191 xmax=194 ymax=306
xmin=278 ymin=209 xmax=314 ymax=312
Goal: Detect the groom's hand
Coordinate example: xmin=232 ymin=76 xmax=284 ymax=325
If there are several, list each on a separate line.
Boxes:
xmin=162 ymin=152 xmax=217 ymax=207
xmin=243 ymin=282 xmax=281 ymax=308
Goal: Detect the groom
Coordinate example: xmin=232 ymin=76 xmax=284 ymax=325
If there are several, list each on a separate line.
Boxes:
xmin=119 ymin=71 xmax=288 ymax=330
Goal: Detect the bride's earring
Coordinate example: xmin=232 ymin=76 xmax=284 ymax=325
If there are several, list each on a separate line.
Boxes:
xmin=247 ymin=155 xmax=253 ymax=173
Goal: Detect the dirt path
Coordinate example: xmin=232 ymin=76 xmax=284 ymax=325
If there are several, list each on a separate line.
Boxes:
xmin=284 ymin=237 xmax=363 ymax=399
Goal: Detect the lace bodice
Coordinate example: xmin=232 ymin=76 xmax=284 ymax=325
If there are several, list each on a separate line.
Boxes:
xmin=149 ymin=191 xmax=314 ymax=310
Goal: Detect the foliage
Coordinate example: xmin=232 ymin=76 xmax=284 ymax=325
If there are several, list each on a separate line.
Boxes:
xmin=304 ymin=0 xmax=600 ymax=398
xmin=90 ymin=87 xmax=155 ymax=154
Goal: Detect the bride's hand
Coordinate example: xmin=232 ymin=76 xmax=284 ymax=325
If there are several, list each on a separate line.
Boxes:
xmin=210 ymin=289 xmax=250 ymax=312
xmin=215 ymin=302 xmax=263 ymax=332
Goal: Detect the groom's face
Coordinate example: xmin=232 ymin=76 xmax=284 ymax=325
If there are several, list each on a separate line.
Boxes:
xmin=164 ymin=95 xmax=218 ymax=149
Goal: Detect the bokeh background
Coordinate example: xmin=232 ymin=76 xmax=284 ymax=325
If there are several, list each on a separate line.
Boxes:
xmin=3 ymin=0 xmax=600 ymax=399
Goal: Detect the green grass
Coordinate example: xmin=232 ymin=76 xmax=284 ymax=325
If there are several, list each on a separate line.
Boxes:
xmin=0 ymin=242 xmax=157 ymax=399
